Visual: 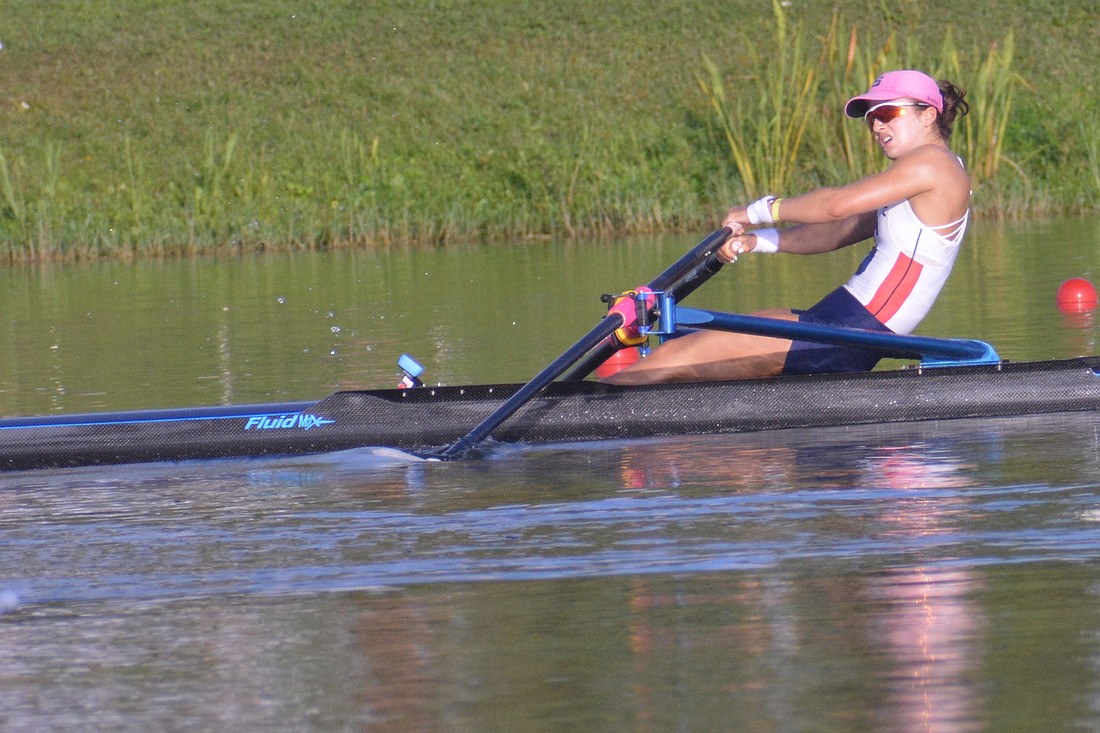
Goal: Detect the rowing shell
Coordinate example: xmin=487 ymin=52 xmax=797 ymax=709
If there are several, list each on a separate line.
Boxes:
xmin=2 ymin=356 xmax=1100 ymax=472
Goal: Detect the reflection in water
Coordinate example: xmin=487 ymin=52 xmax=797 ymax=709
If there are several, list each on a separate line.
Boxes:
xmin=873 ymin=566 xmax=984 ymax=733
xmin=351 ymin=593 xmax=444 ymax=732
xmin=1060 ymin=308 xmax=1098 ymax=356
xmin=848 ymin=433 xmax=984 ymax=730
xmin=6 ymin=222 xmax=1100 ymax=732
xmin=605 ymin=426 xmax=989 ymax=732
xmin=5 ymin=415 xmax=1100 ymax=730
xmin=3 ymin=216 xmax=1099 ymax=418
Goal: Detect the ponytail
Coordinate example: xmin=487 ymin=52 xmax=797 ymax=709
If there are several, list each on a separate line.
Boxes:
xmin=935 ymin=81 xmax=969 ymax=140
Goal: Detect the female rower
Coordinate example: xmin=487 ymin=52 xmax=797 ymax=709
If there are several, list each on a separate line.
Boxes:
xmin=607 ymin=69 xmax=971 ymax=384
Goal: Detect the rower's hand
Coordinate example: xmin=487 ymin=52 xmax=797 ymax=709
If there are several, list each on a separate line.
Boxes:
xmin=718 ymin=206 xmax=753 ymax=262
xmin=718 ymin=232 xmax=758 ymax=263
xmin=722 ymin=205 xmax=752 ymax=231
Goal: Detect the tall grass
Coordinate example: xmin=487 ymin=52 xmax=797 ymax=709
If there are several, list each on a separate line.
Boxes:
xmin=942 ymin=31 xmax=1025 ymax=183
xmin=0 ymin=144 xmax=26 ymax=237
xmin=0 ymin=141 xmax=65 ymax=258
xmin=699 ymin=2 xmax=1023 ymax=201
xmin=0 ymin=0 xmax=1097 ymax=260
xmin=699 ymin=0 xmax=822 ymax=196
xmin=1087 ymin=122 xmax=1100 ymax=203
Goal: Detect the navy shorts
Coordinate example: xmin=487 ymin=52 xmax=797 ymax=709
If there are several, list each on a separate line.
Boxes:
xmin=782 ymin=287 xmax=892 ymax=374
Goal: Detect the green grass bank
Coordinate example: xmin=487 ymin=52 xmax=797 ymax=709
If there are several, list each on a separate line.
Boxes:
xmin=1 ymin=0 xmax=1098 ymax=260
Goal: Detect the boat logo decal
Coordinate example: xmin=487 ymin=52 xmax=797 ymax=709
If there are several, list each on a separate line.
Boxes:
xmin=244 ymin=413 xmax=335 ymax=431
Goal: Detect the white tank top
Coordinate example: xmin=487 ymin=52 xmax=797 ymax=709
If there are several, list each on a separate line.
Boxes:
xmin=842 ymin=199 xmax=968 ymax=334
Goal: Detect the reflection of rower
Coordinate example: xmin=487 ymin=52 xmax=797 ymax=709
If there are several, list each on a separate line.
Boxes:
xmin=872 ymin=566 xmax=983 ymax=732
xmin=610 ymin=429 xmax=985 ymax=732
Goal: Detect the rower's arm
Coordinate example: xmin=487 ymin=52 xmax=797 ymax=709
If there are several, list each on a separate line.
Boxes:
xmin=769 ymin=211 xmax=876 ymax=254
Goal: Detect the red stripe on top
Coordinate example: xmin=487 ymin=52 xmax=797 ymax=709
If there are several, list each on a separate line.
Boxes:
xmin=865 ymin=254 xmax=923 ymax=323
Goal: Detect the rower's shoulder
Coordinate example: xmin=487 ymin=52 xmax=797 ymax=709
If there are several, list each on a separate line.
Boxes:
xmin=901 ymin=143 xmax=966 ymax=167
xmin=895 ymin=144 xmax=969 ymax=183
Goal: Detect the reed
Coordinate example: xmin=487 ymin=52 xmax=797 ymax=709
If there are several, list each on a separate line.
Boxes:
xmin=699 ymin=4 xmax=1028 ymax=207
xmin=0 ymin=142 xmax=68 ymax=258
xmin=808 ymin=18 xmax=906 ymax=183
xmin=0 ymin=144 xmax=26 ymax=240
xmin=698 ymin=0 xmax=824 ymax=197
xmin=942 ymin=31 xmax=1024 ymax=185
xmin=1087 ymin=122 xmax=1100 ymax=202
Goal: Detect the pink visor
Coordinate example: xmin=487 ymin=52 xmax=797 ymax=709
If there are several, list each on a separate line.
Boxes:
xmin=844 ymin=70 xmax=943 ymax=118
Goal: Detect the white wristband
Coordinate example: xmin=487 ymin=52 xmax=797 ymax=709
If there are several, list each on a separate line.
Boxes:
xmin=751 ymin=227 xmax=780 ymax=253
xmin=746 ymin=196 xmax=776 ymax=225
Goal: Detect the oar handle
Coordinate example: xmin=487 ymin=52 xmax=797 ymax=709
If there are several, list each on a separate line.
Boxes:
xmin=645 ymin=227 xmax=731 ymax=292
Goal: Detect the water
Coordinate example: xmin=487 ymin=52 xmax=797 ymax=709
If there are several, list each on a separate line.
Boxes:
xmin=3 ymin=219 xmax=1100 ymax=731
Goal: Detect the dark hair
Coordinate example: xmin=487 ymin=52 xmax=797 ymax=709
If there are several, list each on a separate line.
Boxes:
xmin=935 ymin=81 xmax=969 ymax=140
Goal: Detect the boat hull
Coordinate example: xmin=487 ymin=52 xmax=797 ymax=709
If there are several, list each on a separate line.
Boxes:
xmin=3 ymin=357 xmax=1100 ymax=471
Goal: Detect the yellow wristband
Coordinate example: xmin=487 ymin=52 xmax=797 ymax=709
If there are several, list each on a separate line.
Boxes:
xmin=769 ymin=197 xmax=783 ymax=222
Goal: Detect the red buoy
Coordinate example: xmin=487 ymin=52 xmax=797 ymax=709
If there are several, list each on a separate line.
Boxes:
xmin=595 ymin=347 xmax=641 ymax=379
xmin=1057 ymin=278 xmax=1098 ymax=313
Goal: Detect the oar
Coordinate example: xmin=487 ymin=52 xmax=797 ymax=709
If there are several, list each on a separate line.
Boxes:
xmin=674 ymin=307 xmax=1000 ymax=363
xmin=560 ymin=249 xmax=727 ymax=381
xmin=429 ymin=228 xmax=731 ymax=460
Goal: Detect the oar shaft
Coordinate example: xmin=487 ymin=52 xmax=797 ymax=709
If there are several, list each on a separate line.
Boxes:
xmin=666 ymin=253 xmax=726 ymax=302
xmin=431 ymin=314 xmax=624 ymax=457
xmin=431 ymin=228 xmax=731 ymax=460
xmin=561 ymin=232 xmax=729 ymax=381
xmin=434 ymin=318 xmax=624 ymax=459
xmin=677 ymin=308 xmax=997 ymax=361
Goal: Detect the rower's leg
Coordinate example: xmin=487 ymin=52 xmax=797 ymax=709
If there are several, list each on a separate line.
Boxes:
xmin=604 ymin=309 xmax=798 ymax=384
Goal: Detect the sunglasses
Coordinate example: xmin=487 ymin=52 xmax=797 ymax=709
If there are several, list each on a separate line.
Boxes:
xmin=864 ymin=101 xmax=929 ymax=130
